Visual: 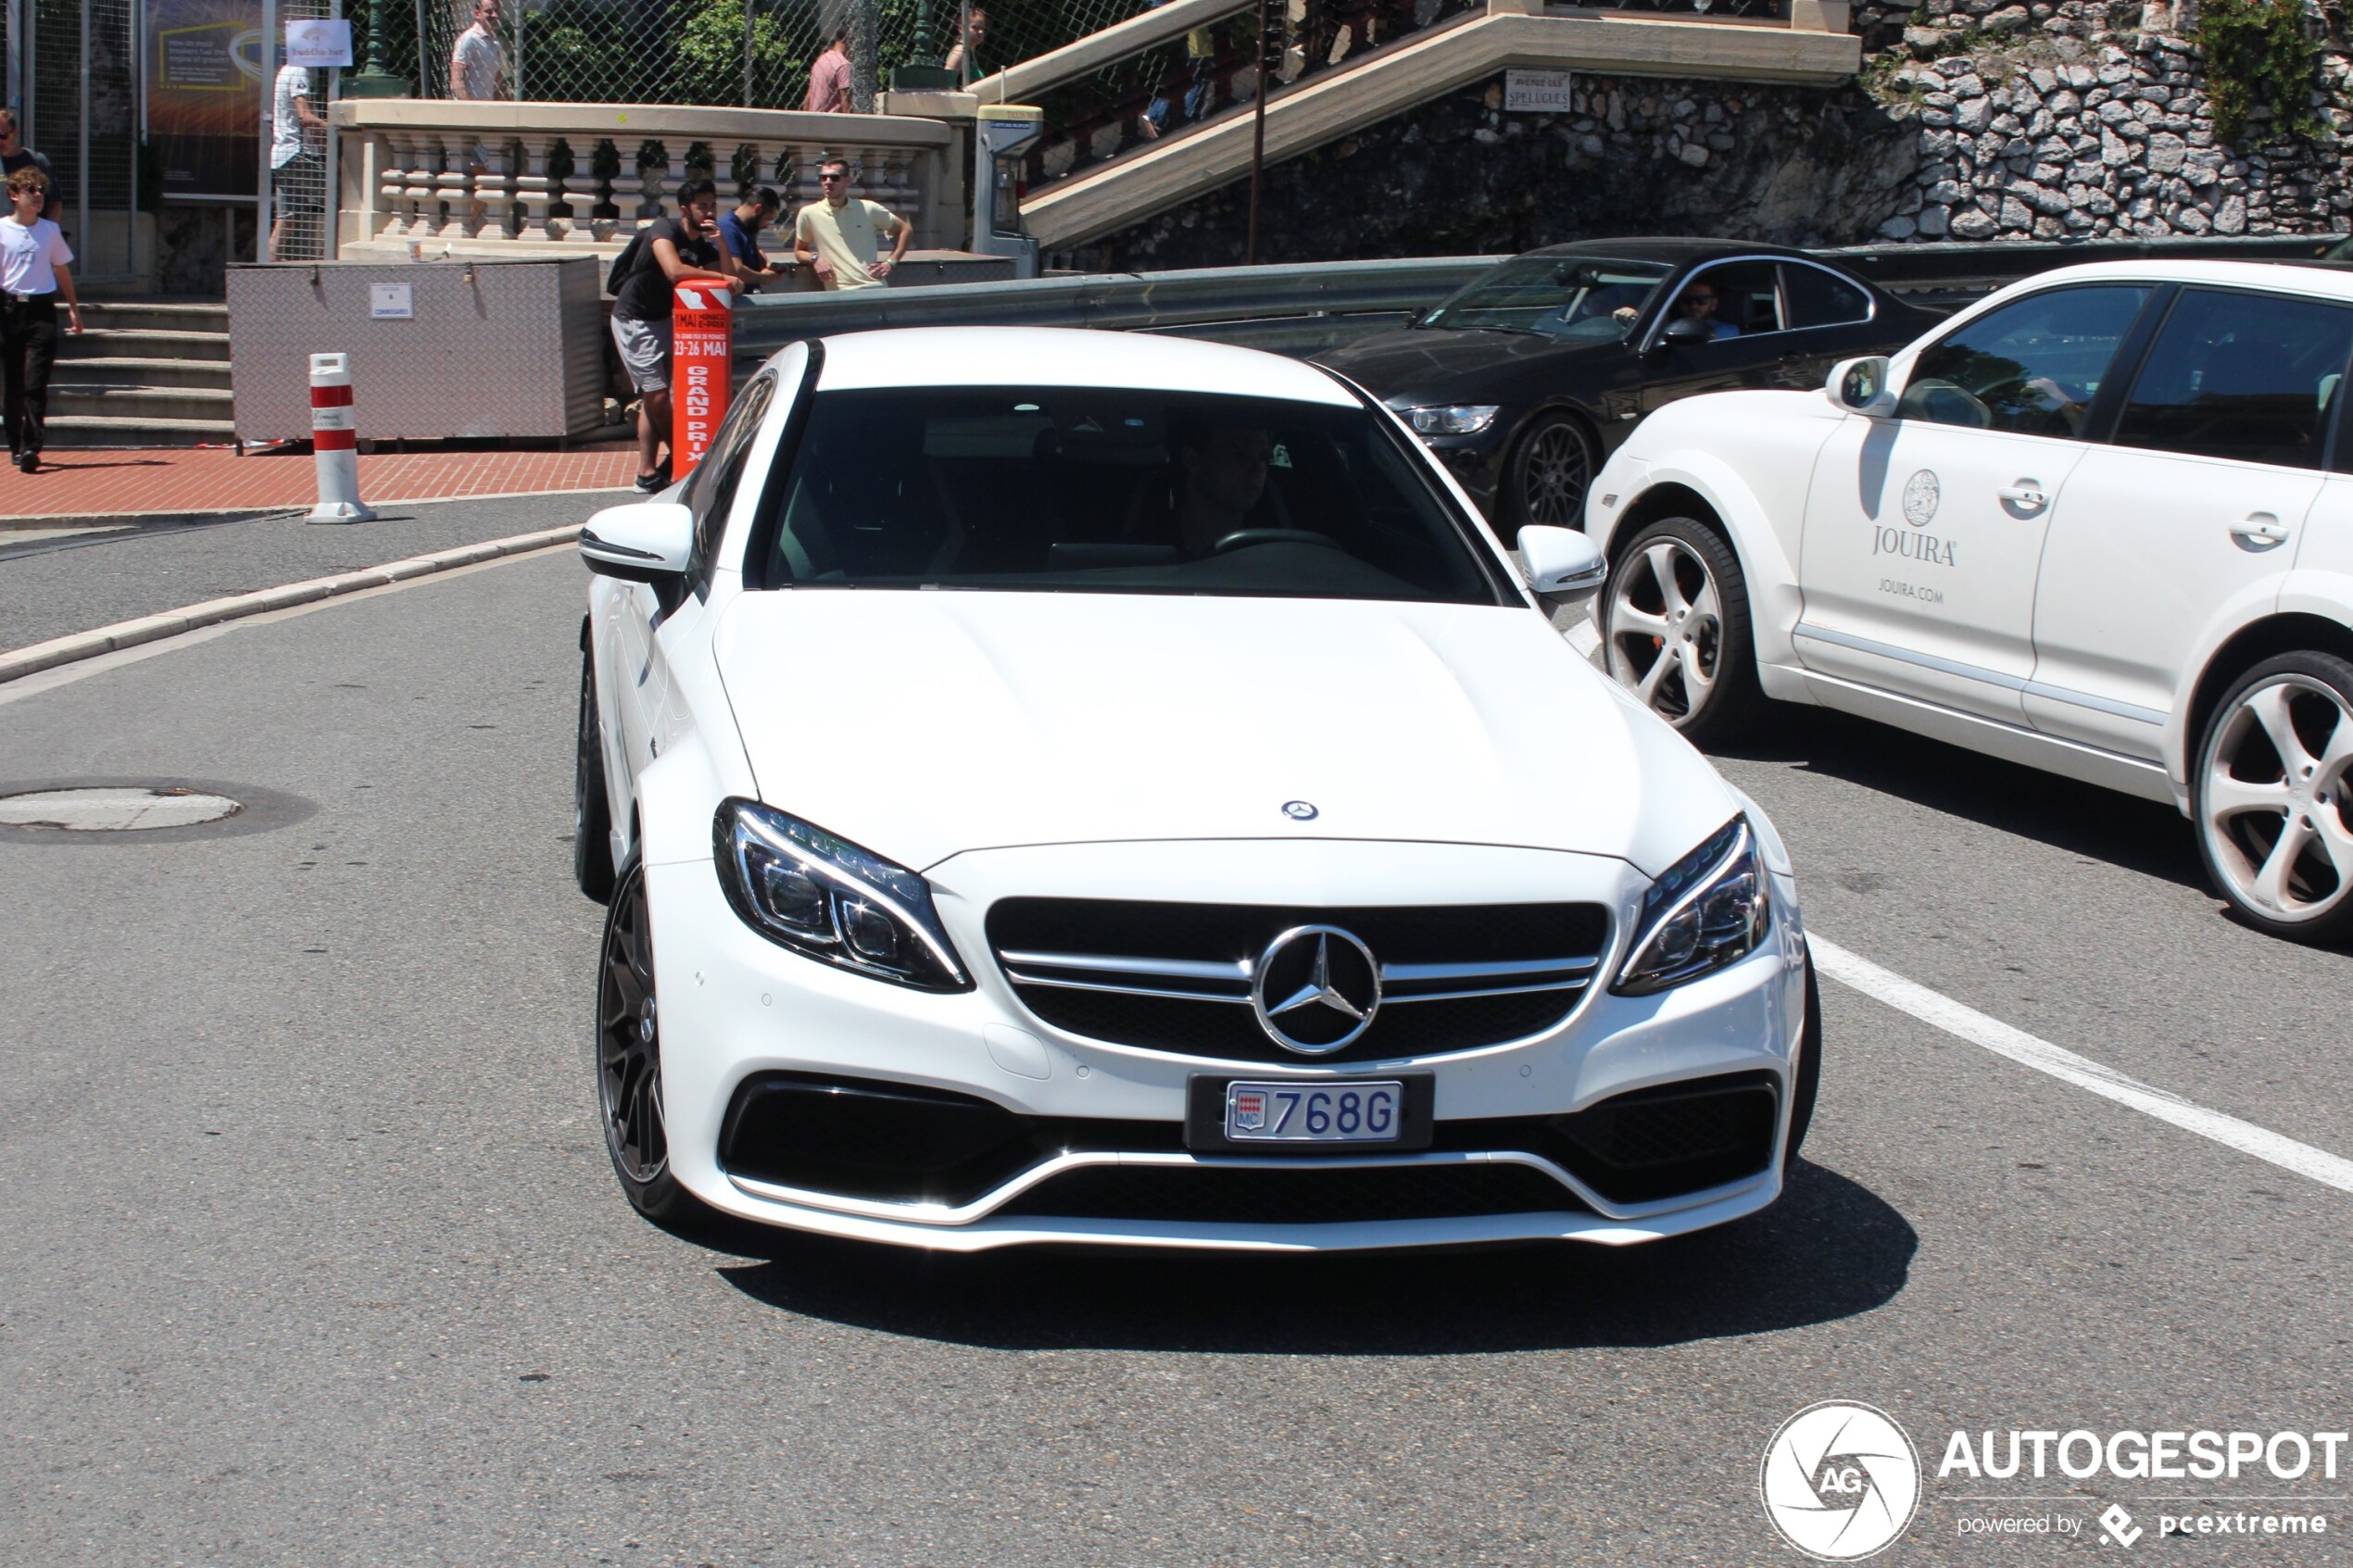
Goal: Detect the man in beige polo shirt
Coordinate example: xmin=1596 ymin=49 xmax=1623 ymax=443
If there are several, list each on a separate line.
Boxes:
xmin=792 ymin=158 xmax=910 ymax=291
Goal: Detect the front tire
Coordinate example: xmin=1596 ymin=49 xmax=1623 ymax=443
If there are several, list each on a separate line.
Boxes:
xmin=1603 ymin=515 xmax=1765 ymax=746
xmin=1499 ymin=412 xmax=1594 ymax=544
xmin=574 ymin=638 xmax=617 ymax=905
xmin=2193 ymin=651 xmax=2353 ymax=944
xmin=596 ymin=858 xmax=714 ymax=1226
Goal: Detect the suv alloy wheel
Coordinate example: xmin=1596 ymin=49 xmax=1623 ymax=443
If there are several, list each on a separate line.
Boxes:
xmin=1604 ymin=516 xmax=1765 ymax=746
xmin=2194 ymin=651 xmax=2353 ymax=943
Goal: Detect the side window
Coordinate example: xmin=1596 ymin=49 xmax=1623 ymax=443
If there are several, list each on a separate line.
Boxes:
xmin=2112 ymin=287 xmax=2353 ymax=470
xmin=1663 ymin=260 xmax=1782 ymax=341
xmin=683 ymin=374 xmax=777 ymax=583
xmin=1897 ymin=285 xmax=2153 ymax=438
xmin=1782 ymin=263 xmax=1871 ymax=330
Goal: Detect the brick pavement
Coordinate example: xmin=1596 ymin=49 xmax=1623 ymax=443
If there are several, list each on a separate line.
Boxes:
xmin=0 ymin=444 xmax=643 ymax=523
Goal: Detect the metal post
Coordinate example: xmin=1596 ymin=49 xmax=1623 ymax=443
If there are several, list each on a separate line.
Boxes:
xmin=743 ymin=0 xmax=754 ymax=107
xmin=1247 ymin=0 xmax=1266 ymax=266
xmin=131 ymin=0 xmax=144 ymax=279
xmin=258 ymin=0 xmax=275 ymax=257
xmin=326 ymin=0 xmax=340 ymax=257
xmin=77 ymin=0 xmax=90 ymax=257
xmin=414 ymin=0 xmax=427 ymax=93
xmin=511 ymin=2 xmax=522 ymax=99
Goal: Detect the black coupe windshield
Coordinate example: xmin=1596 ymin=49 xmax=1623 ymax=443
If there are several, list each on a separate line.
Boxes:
xmin=1421 ymin=257 xmax=1672 ymax=341
xmin=748 ymin=387 xmax=1509 ymax=605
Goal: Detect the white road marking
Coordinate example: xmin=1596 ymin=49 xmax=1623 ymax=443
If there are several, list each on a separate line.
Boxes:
xmin=1811 ymin=935 xmax=2353 ymax=1196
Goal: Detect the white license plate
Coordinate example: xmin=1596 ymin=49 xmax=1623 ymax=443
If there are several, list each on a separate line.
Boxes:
xmin=1224 ymin=1080 xmax=1405 ymax=1144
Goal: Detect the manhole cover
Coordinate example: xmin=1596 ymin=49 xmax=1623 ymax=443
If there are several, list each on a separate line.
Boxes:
xmin=0 ymin=786 xmax=244 ymax=832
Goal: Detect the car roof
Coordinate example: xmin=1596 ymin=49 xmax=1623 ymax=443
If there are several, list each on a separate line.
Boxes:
xmin=1515 ymin=237 xmax=1812 ymax=266
xmin=1987 ymin=257 xmax=2353 ymax=302
xmin=806 ymin=326 xmax=1360 ymax=406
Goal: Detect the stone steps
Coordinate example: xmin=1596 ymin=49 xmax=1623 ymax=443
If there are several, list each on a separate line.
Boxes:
xmin=47 ymin=299 xmax=234 ymax=447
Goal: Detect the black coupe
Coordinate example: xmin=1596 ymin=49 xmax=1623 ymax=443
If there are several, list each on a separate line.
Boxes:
xmin=1315 ymin=238 xmax=1944 ymax=540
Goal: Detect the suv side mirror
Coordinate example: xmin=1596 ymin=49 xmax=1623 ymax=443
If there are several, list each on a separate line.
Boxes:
xmin=1516 ymin=525 xmax=1607 ymax=603
xmin=1827 ymin=355 xmax=1896 ymax=417
xmin=580 ymin=500 xmax=694 ymax=583
xmin=1658 ymin=315 xmax=1713 ymax=347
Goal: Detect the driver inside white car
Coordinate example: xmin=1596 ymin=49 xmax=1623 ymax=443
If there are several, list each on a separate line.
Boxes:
xmin=1171 ymin=420 xmax=1275 ymax=557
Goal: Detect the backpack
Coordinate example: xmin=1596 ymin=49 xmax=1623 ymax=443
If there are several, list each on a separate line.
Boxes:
xmin=606 ymin=228 xmax=648 ymax=296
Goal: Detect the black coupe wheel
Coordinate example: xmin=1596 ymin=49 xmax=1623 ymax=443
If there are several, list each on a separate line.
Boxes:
xmin=596 ymin=859 xmax=711 ymax=1225
xmin=574 ymin=635 xmax=617 ymax=905
xmin=1502 ymin=413 xmax=1594 ymax=541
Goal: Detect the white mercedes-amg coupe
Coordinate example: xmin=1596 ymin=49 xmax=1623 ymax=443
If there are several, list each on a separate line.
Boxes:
xmin=573 ymin=326 xmax=1818 ymax=1252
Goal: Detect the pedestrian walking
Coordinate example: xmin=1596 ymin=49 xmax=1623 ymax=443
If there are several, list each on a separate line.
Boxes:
xmin=268 ymin=56 xmax=330 ymax=260
xmin=718 ymin=188 xmax=787 ymax=293
xmin=449 ymin=0 xmax=507 ymax=230
xmin=0 ymin=109 xmax=57 ymax=221
xmin=1 ymin=168 xmax=83 ymax=473
xmin=792 ymin=159 xmax=908 ymax=292
xmin=804 ymin=27 xmax=855 ymax=112
xmin=608 ymin=178 xmax=734 ymax=494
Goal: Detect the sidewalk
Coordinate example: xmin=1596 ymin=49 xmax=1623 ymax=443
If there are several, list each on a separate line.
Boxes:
xmin=0 ymin=443 xmax=643 ymax=525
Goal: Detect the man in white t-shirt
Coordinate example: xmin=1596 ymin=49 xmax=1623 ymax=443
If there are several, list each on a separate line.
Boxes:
xmin=1 ymin=167 xmax=83 ymax=472
xmin=449 ymin=0 xmax=506 ymax=229
xmin=268 ymin=58 xmax=329 ymax=261
xmin=792 ymin=159 xmax=908 ymax=291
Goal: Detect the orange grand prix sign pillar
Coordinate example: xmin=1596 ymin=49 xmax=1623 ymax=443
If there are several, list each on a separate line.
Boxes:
xmin=673 ymin=281 xmax=735 ymax=478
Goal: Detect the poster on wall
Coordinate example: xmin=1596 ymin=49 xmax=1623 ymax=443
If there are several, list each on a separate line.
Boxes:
xmin=146 ymin=0 xmax=265 ymax=198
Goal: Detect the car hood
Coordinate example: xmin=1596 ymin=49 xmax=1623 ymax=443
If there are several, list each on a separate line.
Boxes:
xmin=1316 ymin=327 xmax=1619 ymax=402
xmin=712 ymin=591 xmax=1735 ymax=878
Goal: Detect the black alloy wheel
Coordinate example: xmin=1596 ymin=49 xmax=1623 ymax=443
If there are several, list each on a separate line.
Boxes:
xmin=1503 ymin=413 xmax=1595 ymax=541
xmin=1603 ymin=515 xmax=1766 ymax=747
xmin=596 ymin=859 xmax=710 ymax=1224
xmin=574 ymin=637 xmax=617 ymax=904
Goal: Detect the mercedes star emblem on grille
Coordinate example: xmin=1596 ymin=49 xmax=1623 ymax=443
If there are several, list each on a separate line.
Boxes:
xmin=1250 ymin=925 xmax=1381 ymax=1055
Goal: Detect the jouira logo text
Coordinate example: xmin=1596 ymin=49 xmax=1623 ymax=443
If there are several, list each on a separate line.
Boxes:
xmin=1873 ymin=527 xmax=1956 ymax=567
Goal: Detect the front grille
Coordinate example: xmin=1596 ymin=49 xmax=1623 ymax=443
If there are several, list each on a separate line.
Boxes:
xmin=988 ymin=897 xmax=1611 ymax=1063
xmin=994 ymin=1161 xmax=1582 ymax=1224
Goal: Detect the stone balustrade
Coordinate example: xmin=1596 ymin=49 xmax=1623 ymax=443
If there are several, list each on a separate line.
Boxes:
xmin=330 ymin=100 xmax=964 ymax=260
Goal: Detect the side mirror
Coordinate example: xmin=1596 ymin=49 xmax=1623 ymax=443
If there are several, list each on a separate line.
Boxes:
xmin=1826 ymin=355 xmax=1897 ymax=417
xmin=580 ymin=501 xmax=693 ymax=583
xmin=1658 ymin=315 xmax=1713 ymax=347
xmin=1516 ymin=524 xmax=1607 ymax=603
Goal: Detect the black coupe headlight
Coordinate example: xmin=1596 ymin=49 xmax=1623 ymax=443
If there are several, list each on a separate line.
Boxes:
xmin=713 ymin=799 xmax=971 ymax=992
xmin=1612 ymin=817 xmax=1772 ymax=997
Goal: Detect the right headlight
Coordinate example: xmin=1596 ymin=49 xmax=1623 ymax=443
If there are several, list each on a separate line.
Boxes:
xmin=712 ymin=799 xmax=971 ymax=992
xmin=1612 ymin=817 xmax=1772 ymax=996
xmin=1402 ymin=404 xmax=1502 ymax=436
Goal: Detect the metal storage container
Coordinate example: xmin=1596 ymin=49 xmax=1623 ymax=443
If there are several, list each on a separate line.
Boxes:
xmin=227 ymin=257 xmax=606 ymax=444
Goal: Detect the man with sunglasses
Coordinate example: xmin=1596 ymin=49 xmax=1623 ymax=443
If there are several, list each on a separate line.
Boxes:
xmin=791 ymin=159 xmax=908 ymax=292
xmin=1672 ymin=280 xmax=1740 ymax=339
xmin=0 ymin=110 xmax=57 ymax=221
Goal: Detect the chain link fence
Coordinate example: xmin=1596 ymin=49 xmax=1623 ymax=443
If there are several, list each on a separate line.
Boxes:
xmin=398 ymin=0 xmax=1146 ymax=117
xmin=267 ymin=0 xmax=342 ymax=262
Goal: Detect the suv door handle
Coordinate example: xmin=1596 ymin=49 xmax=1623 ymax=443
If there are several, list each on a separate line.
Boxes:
xmin=2231 ymin=514 xmax=2291 ymax=547
xmin=1998 ymin=483 xmax=2049 ymax=512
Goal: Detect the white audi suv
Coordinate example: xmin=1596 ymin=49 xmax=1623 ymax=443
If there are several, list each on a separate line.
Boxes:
xmin=574 ymin=327 xmax=1818 ymax=1252
xmin=1589 ymin=260 xmax=2353 ymax=944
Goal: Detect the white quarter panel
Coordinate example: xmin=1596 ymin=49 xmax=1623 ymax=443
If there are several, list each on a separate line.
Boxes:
xmin=2029 ymin=448 xmax=2313 ymax=759
xmin=712 ymin=591 xmax=1739 ymax=877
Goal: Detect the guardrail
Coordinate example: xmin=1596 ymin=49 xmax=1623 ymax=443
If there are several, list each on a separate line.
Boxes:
xmin=732 ymin=233 xmax=2352 ymax=362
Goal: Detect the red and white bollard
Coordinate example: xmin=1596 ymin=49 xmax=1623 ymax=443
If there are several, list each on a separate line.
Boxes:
xmin=306 ymin=352 xmax=377 ymax=523
xmin=672 ymin=281 xmax=734 ymax=480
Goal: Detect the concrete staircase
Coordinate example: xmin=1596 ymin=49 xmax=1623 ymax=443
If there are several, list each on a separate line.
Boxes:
xmin=48 ymin=300 xmax=234 ymax=448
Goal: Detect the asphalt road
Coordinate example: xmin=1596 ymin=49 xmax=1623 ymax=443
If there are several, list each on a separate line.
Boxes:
xmin=1 ymin=515 xmax=2347 ymax=1566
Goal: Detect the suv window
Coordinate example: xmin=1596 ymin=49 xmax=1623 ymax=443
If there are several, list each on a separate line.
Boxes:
xmin=1898 ymin=285 xmax=2153 ymax=438
xmin=1663 ymin=260 xmax=1782 ymax=340
xmin=2113 ymin=287 xmax=2353 ymax=469
xmin=1781 ymin=263 xmax=1871 ymax=329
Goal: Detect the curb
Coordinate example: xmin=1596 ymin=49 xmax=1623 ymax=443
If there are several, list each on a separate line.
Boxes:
xmin=0 ymin=507 xmax=303 ymax=533
xmin=0 ymin=521 xmax=584 ymax=686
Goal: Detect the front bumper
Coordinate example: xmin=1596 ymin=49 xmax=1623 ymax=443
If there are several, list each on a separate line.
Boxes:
xmin=645 ymin=836 xmax=1809 ymax=1252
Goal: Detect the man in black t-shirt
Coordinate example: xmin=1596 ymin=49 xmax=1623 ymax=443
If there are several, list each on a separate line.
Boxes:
xmin=0 ymin=111 xmax=57 ymax=221
xmin=610 ymin=177 xmax=733 ymax=494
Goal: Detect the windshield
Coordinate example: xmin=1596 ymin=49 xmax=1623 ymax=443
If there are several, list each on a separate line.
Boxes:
xmin=1420 ymin=257 xmax=1672 ymax=341
xmin=746 ymin=387 xmax=1510 ymax=605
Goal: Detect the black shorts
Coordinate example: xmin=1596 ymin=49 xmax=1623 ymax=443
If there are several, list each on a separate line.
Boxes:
xmin=272 ymin=152 xmax=323 ymax=216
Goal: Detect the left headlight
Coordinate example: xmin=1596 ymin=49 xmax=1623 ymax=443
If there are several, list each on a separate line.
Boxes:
xmin=713 ymin=799 xmax=972 ymax=992
xmin=1402 ymin=404 xmax=1502 ymax=437
xmin=1612 ymin=817 xmax=1772 ymax=997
